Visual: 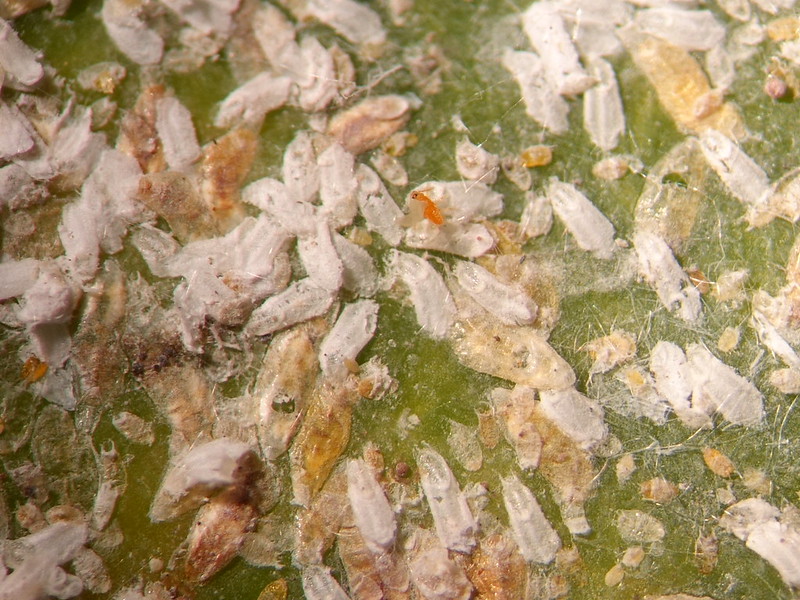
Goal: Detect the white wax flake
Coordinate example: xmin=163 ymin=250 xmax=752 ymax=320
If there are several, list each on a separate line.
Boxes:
xmin=214 ymin=72 xmax=291 ymax=130
xmin=547 ymin=179 xmax=616 ymax=259
xmin=521 ymin=2 xmax=595 ymax=96
xmin=298 ymin=219 xmax=344 ymax=292
xmin=721 ymin=498 xmax=800 ymax=588
xmin=649 ymin=340 xmax=711 ymax=429
xmin=331 ymin=232 xmax=379 ymax=297
xmin=301 ymin=566 xmax=352 ymax=600
xmin=0 ymin=18 xmax=44 ymax=88
xmin=633 ymin=230 xmax=702 ymax=322
xmin=455 ymin=138 xmax=499 ymax=184
xmin=404 ymin=223 xmax=495 ymax=258
xmin=156 ymin=96 xmax=200 ymax=171
xmin=453 ymin=261 xmax=537 ymax=326
xmin=583 ymin=56 xmax=625 ymax=152
xmin=0 ymin=102 xmax=34 ymax=160
xmin=388 ymin=250 xmax=455 ymax=339
xmin=247 ymin=278 xmax=336 ymax=337
xmin=293 ymin=37 xmax=339 ymax=113
xmin=698 ymin=130 xmax=771 ymax=224
xmin=242 ymin=177 xmax=317 ymax=238
xmin=101 ymin=0 xmax=163 ymax=65
xmin=538 ymin=388 xmax=608 ymax=451
xmin=1 ymin=521 xmax=88 ymax=600
xmin=634 ymin=8 xmax=725 ymax=51
xmin=0 ymin=257 xmax=40 ymax=300
xmin=300 ymin=0 xmax=386 ymax=48
xmin=502 ymin=474 xmax=561 ymax=564
xmin=283 ymin=131 xmax=319 ymax=205
xmin=501 ymin=48 xmax=569 ymax=134
xmin=416 ymin=446 xmax=477 ymax=553
xmin=319 ymin=300 xmax=379 ymax=378
xmin=752 ymin=309 xmax=800 ymax=370
xmin=345 ymin=459 xmax=396 ymax=554
xmin=150 ymin=438 xmax=253 ymax=522
xmin=686 ymin=343 xmax=764 ymax=427
xmin=318 ymin=142 xmax=358 ymax=230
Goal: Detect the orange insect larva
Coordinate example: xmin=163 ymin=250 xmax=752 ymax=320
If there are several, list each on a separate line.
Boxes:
xmin=21 ymin=356 xmax=48 ymax=385
xmin=410 ymin=190 xmax=444 ymax=225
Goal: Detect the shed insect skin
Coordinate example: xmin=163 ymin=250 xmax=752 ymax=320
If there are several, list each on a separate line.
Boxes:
xmin=410 ymin=190 xmax=445 ymax=225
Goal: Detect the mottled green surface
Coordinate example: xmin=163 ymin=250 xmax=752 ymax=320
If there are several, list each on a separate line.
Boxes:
xmin=4 ymin=1 xmax=800 ymax=599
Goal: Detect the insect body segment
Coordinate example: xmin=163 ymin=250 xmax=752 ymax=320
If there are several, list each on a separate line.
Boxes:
xmin=411 ymin=190 xmax=445 ymax=225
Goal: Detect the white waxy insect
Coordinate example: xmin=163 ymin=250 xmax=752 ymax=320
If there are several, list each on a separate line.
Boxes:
xmin=634 ymin=8 xmax=726 ymax=51
xmin=294 ymin=37 xmax=339 ymax=113
xmin=0 ymin=102 xmax=34 ymax=160
xmin=331 ymin=232 xmax=379 ymax=297
xmin=548 ymin=179 xmax=616 ymax=259
xmin=155 ymin=97 xmax=200 ymax=171
xmin=409 ymin=545 xmax=473 ymax=600
xmin=1 ymin=521 xmax=89 ymax=600
xmin=750 ymin=0 xmax=797 ymax=15
xmin=100 ymin=0 xmax=163 ymax=65
xmin=455 ymin=138 xmax=500 ymax=184
xmin=501 ymin=48 xmax=569 ymax=134
xmin=302 ymin=565 xmax=352 ymax=600
xmin=633 ymin=230 xmax=702 ymax=322
xmin=649 ymin=340 xmax=711 ymax=429
xmin=298 ymin=219 xmax=345 ymax=292
xmin=411 ymin=181 xmax=504 ymax=222
xmin=388 ymin=250 xmax=455 ymax=339
xmin=416 ymin=446 xmax=477 ymax=553
xmin=699 ymin=130 xmax=771 ymax=224
xmin=247 ymin=278 xmax=336 ymax=337
xmin=616 ymin=509 xmax=665 ymax=544
xmin=521 ymin=2 xmax=595 ymax=96
xmin=720 ymin=498 xmax=800 ymax=589
xmin=454 ymin=261 xmax=537 ymax=326
xmin=404 ymin=221 xmax=495 ymax=258
xmin=502 ymin=474 xmax=561 ymax=564
xmin=538 ymin=387 xmax=608 ymax=451
xmin=356 ymin=164 xmax=404 ymax=246
xmin=298 ymin=0 xmax=386 ymax=48
xmin=705 ymin=44 xmax=736 ymax=91
xmin=686 ymin=343 xmax=764 ymax=427
xmin=318 ymin=142 xmax=359 ymax=230
xmin=214 ymin=72 xmax=291 ymax=130
xmin=583 ymin=56 xmax=625 ymax=151
xmin=346 ymin=459 xmax=397 ymax=554
xmin=716 ymin=0 xmax=751 ymax=21
xmin=752 ymin=309 xmax=800 ymax=370
xmin=149 ymin=438 xmax=254 ymax=522
xmin=0 ymin=18 xmax=44 ymax=88
xmin=520 ymin=192 xmax=553 ymax=238
xmin=0 ymin=257 xmax=40 ymax=301
xmin=282 ymin=131 xmax=319 ymax=205
xmin=242 ymin=177 xmax=317 ymax=238
xmin=318 ymin=300 xmax=379 ymax=378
